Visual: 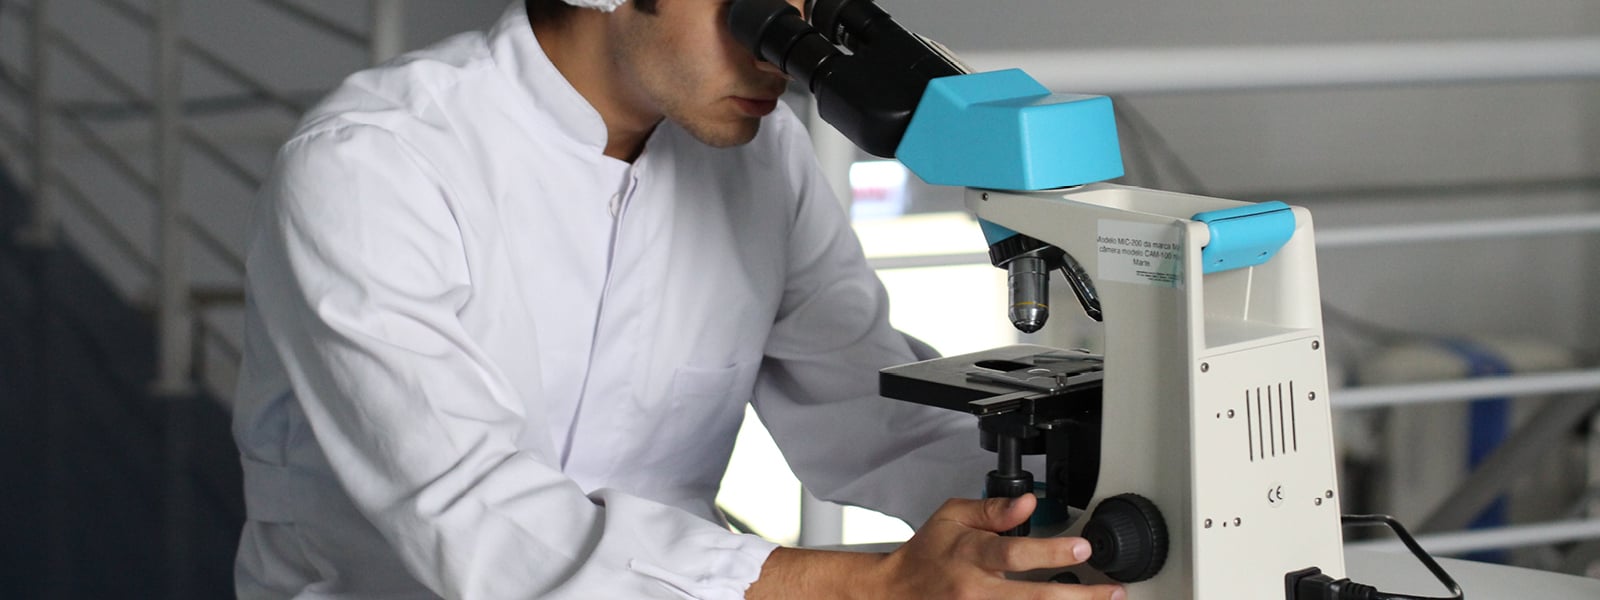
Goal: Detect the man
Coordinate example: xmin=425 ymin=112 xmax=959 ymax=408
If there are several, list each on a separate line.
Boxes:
xmin=233 ymin=0 xmax=1124 ymax=597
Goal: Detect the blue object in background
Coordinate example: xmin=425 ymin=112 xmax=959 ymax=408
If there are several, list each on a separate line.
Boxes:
xmin=1439 ymin=338 xmax=1512 ymax=565
xmin=897 ymin=69 xmax=1124 ymax=191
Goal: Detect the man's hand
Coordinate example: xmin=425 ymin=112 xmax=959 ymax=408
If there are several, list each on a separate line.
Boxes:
xmin=747 ymin=495 xmax=1125 ymax=599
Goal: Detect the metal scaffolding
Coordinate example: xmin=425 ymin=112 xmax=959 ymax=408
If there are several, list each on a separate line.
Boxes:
xmin=0 ymin=1 xmax=407 ymax=594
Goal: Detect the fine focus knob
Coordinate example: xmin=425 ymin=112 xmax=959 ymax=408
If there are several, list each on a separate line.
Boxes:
xmin=1082 ymin=493 xmax=1169 ymax=583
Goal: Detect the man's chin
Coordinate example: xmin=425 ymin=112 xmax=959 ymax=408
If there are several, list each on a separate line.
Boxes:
xmin=680 ymin=118 xmax=762 ymax=149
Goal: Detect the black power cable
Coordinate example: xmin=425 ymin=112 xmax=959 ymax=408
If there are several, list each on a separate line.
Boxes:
xmin=1287 ymin=514 xmax=1465 ymax=600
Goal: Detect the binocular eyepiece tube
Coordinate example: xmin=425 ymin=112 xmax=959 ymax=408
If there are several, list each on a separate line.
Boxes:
xmin=726 ymin=0 xmax=964 ymax=157
xmin=727 ymin=0 xmax=839 ymax=90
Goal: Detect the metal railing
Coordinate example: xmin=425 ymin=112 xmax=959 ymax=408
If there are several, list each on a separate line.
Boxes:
xmin=961 ymin=37 xmax=1600 ymax=95
xmin=0 ymin=0 xmax=407 ymax=396
xmin=0 ymin=1 xmax=407 ymax=595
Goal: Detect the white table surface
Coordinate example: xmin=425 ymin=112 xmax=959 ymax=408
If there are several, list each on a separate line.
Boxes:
xmin=819 ymin=544 xmax=1600 ymax=597
xmin=1344 ymin=548 xmax=1600 ymax=598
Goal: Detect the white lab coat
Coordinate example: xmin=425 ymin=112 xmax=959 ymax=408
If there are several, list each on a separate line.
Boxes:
xmin=233 ymin=3 xmax=993 ymax=599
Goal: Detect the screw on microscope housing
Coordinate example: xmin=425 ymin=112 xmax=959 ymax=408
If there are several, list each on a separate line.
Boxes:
xmin=982 ymin=193 xmax=990 ymax=201
xmin=1312 ymin=340 xmax=1321 ymax=350
xmin=1200 ymin=363 xmax=1210 ymax=373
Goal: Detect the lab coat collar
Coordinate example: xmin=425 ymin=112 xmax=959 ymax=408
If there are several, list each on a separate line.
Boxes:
xmin=489 ymin=1 xmax=611 ymax=154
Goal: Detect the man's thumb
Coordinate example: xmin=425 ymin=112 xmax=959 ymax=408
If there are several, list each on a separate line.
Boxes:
xmin=971 ymin=494 xmax=1035 ymax=533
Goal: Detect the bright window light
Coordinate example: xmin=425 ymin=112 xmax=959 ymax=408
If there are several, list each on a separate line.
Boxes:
xmin=848 ymin=160 xmax=910 ymax=221
xmin=718 ymin=173 xmax=1018 ymax=547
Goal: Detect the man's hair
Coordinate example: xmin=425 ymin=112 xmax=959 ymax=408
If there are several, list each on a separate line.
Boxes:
xmin=526 ymin=0 xmax=658 ymax=24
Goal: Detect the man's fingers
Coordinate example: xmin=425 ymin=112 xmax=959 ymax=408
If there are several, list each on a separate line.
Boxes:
xmin=973 ymin=535 xmax=1094 ymax=572
xmin=897 ymin=498 xmax=1127 ymax=600
xmin=937 ymin=495 xmax=1036 ymax=533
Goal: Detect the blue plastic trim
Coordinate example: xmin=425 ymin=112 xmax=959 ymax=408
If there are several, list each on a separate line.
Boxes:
xmin=896 ymin=70 xmax=1124 ymax=191
xmin=1191 ymin=201 xmax=1296 ymax=274
xmin=978 ymin=219 xmax=1019 ymax=246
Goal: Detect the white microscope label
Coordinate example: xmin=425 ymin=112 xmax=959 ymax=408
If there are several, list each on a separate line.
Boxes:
xmin=1096 ymin=220 xmax=1182 ymax=287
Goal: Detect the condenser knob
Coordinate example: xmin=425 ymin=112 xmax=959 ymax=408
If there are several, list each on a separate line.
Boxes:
xmin=1082 ymin=493 xmax=1169 ymax=583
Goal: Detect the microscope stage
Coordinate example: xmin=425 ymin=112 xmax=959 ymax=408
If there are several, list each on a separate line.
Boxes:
xmin=879 ymin=344 xmax=1104 ymax=416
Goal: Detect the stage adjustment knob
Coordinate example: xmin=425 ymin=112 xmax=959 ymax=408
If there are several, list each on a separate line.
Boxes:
xmin=1082 ymin=493 xmax=1168 ymax=583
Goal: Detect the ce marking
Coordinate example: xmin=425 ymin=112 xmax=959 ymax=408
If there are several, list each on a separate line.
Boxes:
xmin=1267 ymin=484 xmax=1285 ymax=507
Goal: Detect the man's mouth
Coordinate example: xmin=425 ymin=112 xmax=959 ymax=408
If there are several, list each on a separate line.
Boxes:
xmin=732 ymin=96 xmax=780 ymax=117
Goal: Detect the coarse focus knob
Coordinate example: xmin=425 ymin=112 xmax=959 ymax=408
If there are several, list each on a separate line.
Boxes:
xmin=1082 ymin=493 xmax=1168 ymax=583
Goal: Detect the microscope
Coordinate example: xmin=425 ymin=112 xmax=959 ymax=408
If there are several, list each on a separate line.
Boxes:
xmin=725 ymin=1 xmax=1429 ymax=598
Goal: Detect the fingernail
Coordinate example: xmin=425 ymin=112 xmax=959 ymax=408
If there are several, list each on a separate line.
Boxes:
xmin=1072 ymin=540 xmax=1092 ymax=561
xmin=1111 ymin=587 xmax=1127 ymax=600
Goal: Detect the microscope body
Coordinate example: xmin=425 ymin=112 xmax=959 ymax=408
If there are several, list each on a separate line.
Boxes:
xmin=969 ymin=184 xmax=1346 ymax=598
xmin=727 ymin=1 xmax=1347 ymax=595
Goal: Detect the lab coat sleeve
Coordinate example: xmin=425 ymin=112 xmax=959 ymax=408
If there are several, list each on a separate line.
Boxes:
xmin=251 ymin=124 xmax=776 ymax=599
xmin=750 ymin=122 xmax=998 ymax=528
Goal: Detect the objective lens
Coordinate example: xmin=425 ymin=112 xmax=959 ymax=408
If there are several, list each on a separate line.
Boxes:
xmin=1007 ymin=255 xmax=1050 ymax=333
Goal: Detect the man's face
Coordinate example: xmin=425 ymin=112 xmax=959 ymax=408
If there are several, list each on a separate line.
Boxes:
xmin=609 ymin=0 xmax=797 ymax=148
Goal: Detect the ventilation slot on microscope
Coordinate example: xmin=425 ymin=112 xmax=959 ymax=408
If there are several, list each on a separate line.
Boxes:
xmin=1245 ymin=382 xmax=1299 ymax=462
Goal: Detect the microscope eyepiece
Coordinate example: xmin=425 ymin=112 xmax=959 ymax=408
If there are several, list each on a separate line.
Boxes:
xmin=727 ymin=0 xmax=841 ymax=90
xmin=727 ymin=0 xmax=796 ymax=56
xmin=804 ymin=0 xmax=964 ymax=81
xmin=726 ymin=0 xmax=959 ymax=157
xmin=805 ymin=0 xmax=875 ymax=46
